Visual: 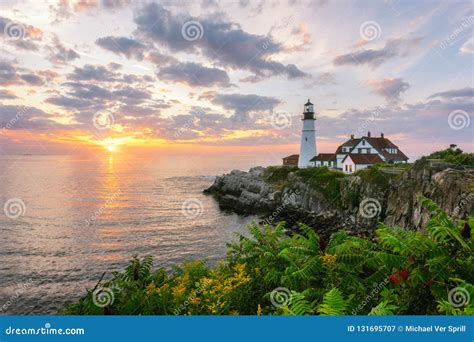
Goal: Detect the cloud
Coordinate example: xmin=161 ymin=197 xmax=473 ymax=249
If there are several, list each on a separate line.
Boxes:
xmin=0 ymin=16 xmax=43 ymax=51
xmin=48 ymin=38 xmax=80 ymax=64
xmin=157 ymin=62 xmax=231 ymax=87
xmin=0 ymin=90 xmax=17 ymax=99
xmin=0 ymin=61 xmax=45 ymax=86
xmin=69 ymin=64 xmax=118 ymax=81
xmin=460 ymin=37 xmax=474 ymax=54
xmin=51 ymin=0 xmax=130 ymax=21
xmin=314 ymin=90 xmax=473 ymax=149
xmin=207 ymin=92 xmax=281 ymax=122
xmin=305 ymin=72 xmax=337 ymax=86
xmin=428 ymin=87 xmax=474 ymax=100
xmin=96 ymin=36 xmax=147 ymax=59
xmin=19 ymin=73 xmax=44 ymax=85
xmin=0 ymin=105 xmax=59 ymax=130
xmin=0 ymin=61 xmax=17 ymax=85
xmin=134 ymin=3 xmax=307 ymax=80
xmin=365 ymin=78 xmax=410 ymax=102
xmin=333 ymin=37 xmax=423 ymax=68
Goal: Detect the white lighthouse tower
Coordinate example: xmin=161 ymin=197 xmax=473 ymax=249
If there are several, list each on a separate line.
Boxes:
xmin=298 ymin=99 xmax=317 ymax=168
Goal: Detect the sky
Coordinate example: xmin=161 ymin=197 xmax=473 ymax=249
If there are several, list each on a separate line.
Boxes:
xmin=0 ymin=0 xmax=472 ymax=159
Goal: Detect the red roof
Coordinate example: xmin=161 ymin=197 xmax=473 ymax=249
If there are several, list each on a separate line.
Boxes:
xmin=344 ymin=153 xmax=384 ymax=164
xmin=336 ymin=135 xmax=408 ymax=161
xmin=310 ymin=153 xmax=336 ymax=162
xmin=283 ymin=154 xmax=299 ymax=160
xmin=336 ymin=138 xmax=360 ymax=154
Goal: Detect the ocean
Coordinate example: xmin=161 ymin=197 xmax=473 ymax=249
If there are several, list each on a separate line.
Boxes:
xmin=0 ymin=153 xmax=279 ymax=314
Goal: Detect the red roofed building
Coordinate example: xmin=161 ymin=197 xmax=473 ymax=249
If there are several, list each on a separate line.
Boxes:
xmin=282 ymin=154 xmax=299 ymax=166
xmin=310 ymin=153 xmax=336 ymax=168
xmin=337 ymin=132 xmax=408 ymax=173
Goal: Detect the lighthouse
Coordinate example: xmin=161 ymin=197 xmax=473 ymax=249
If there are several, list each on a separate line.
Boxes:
xmin=298 ymin=99 xmax=317 ymax=168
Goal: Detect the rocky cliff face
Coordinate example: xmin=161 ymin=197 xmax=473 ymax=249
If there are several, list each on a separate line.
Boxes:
xmin=204 ymin=161 xmax=473 ymax=237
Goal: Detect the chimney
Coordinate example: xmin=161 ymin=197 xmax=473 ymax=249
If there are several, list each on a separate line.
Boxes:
xmin=350 ymin=134 xmax=354 ymax=139
xmin=367 ymin=131 xmax=371 ymax=137
xmin=381 ymin=133 xmax=384 ymax=138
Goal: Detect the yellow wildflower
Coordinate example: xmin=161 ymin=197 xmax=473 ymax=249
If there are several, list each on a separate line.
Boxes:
xmin=321 ymin=253 xmax=337 ymax=265
xmin=146 ymin=283 xmax=157 ymax=295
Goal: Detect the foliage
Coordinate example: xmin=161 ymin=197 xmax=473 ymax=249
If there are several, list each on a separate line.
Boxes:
xmin=294 ymin=167 xmax=346 ymax=202
xmin=263 ymin=166 xmax=298 ymax=183
xmin=354 ymin=165 xmax=398 ymax=188
xmin=427 ymin=145 xmax=474 ymax=167
xmin=64 ymin=197 xmax=473 ymax=316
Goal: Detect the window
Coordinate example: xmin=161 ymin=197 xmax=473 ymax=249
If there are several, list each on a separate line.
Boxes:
xmin=362 ymin=140 xmax=365 ymax=145
xmin=345 ymin=165 xmax=347 ymax=171
xmin=349 ymin=165 xmax=353 ymax=172
xmin=358 ymin=148 xmax=362 ymax=153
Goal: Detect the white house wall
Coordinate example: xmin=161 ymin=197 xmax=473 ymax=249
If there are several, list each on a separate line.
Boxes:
xmin=342 ymin=157 xmax=356 ymax=174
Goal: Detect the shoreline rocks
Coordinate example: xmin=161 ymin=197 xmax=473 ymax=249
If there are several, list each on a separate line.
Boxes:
xmin=204 ymin=163 xmax=474 ymax=236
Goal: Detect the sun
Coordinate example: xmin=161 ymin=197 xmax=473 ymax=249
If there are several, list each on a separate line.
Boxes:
xmin=106 ymin=143 xmax=117 ymax=152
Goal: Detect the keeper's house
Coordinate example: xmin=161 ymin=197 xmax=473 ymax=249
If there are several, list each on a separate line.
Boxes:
xmin=311 ymin=132 xmax=408 ymax=173
xmin=284 ymin=132 xmax=408 ymax=174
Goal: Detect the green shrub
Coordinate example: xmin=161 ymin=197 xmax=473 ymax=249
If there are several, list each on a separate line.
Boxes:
xmin=64 ymin=197 xmax=473 ymax=316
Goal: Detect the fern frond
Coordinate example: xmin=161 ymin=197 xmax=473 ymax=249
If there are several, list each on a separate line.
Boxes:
xmin=368 ymin=300 xmax=398 ymax=315
xmin=317 ymin=288 xmax=346 ymax=315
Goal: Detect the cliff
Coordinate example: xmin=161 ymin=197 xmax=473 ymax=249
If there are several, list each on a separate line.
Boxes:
xmin=204 ymin=160 xmax=474 ymax=237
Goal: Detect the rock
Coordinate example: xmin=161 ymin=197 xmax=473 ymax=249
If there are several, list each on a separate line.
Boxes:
xmin=204 ymin=163 xmax=474 ymax=234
